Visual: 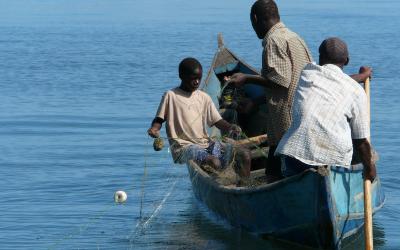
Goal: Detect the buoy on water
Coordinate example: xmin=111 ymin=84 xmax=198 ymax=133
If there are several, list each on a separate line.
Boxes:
xmin=114 ymin=190 xmax=127 ymax=204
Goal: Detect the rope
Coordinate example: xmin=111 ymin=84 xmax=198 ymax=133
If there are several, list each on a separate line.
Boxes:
xmin=139 ymin=137 xmax=150 ymax=219
xmin=48 ymin=140 xmax=159 ymax=249
xmin=128 ymin=175 xmax=180 ymax=248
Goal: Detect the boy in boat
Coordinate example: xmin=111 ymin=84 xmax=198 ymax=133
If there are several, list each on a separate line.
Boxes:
xmin=147 ymin=57 xmax=251 ymax=179
xmin=275 ymin=37 xmax=376 ymax=182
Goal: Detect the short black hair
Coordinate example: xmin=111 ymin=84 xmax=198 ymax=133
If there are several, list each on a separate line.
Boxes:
xmin=319 ymin=37 xmax=349 ymax=64
xmin=251 ymin=0 xmax=280 ymax=22
xmin=179 ymin=57 xmax=202 ymax=78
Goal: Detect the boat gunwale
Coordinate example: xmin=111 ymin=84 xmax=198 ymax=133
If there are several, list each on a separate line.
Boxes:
xmin=188 ymin=160 xmax=320 ymax=195
xmin=188 ymin=160 xmax=381 ymax=196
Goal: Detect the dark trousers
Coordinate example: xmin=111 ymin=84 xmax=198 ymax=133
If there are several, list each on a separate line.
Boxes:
xmin=265 ymin=145 xmax=283 ymax=178
xmin=282 ymin=156 xmax=315 ymax=177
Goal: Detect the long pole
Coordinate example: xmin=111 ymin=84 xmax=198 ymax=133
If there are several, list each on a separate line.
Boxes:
xmin=363 ymin=78 xmax=373 ymax=250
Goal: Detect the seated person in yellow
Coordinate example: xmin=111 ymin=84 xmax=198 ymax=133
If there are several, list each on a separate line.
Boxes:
xmin=147 ymin=57 xmax=250 ymax=178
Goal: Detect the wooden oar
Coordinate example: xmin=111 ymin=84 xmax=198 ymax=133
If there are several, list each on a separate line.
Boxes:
xmin=229 ymin=134 xmax=268 ymax=147
xmin=363 ymin=77 xmax=373 ymax=250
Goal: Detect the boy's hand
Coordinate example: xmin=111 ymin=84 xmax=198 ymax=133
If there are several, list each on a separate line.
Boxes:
xmin=147 ymin=127 xmax=160 ymax=138
xmin=229 ymin=124 xmax=242 ymax=138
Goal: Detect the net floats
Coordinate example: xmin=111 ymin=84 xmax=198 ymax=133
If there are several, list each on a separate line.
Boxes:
xmin=114 ymin=190 xmax=127 ymax=204
xmin=153 ymin=137 xmax=164 ymax=151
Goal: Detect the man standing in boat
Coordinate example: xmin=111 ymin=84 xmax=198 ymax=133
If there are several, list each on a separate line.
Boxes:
xmin=275 ymin=37 xmax=376 ymax=182
xmin=147 ymin=57 xmax=251 ymax=180
xmin=229 ymin=0 xmax=312 ymax=181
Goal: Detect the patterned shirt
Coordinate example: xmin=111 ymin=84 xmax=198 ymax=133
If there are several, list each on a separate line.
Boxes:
xmin=156 ymin=87 xmax=222 ymax=163
xmin=275 ymin=63 xmax=370 ymax=167
xmin=262 ymin=22 xmax=313 ymax=145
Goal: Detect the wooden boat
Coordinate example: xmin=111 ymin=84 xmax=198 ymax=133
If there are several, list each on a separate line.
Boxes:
xmin=187 ymin=34 xmax=385 ymax=249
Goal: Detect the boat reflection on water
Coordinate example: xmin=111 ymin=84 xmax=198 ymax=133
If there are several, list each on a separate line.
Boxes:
xmin=165 ymin=199 xmax=387 ymax=250
xmin=165 ymin=198 xmax=312 ymax=250
xmin=341 ymin=222 xmax=386 ymax=250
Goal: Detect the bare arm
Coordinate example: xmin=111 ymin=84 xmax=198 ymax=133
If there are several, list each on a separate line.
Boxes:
xmin=353 ymin=138 xmax=376 ymax=181
xmin=214 ymin=119 xmax=232 ymax=133
xmin=350 ymin=66 xmax=372 ymax=83
xmin=147 ymin=117 xmax=164 ymax=138
xmin=214 ymin=119 xmax=242 ymax=139
xmin=229 ymin=73 xmax=286 ymax=90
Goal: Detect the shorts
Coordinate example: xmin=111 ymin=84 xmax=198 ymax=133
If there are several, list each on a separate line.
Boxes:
xmin=179 ymin=141 xmax=233 ymax=169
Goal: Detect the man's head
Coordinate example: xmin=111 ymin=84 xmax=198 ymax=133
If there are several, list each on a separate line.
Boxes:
xmin=250 ymin=0 xmax=280 ymax=39
xmin=179 ymin=57 xmax=203 ymax=92
xmin=319 ymin=37 xmax=349 ymax=68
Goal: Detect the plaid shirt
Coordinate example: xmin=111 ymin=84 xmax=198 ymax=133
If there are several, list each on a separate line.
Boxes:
xmin=262 ymin=22 xmax=312 ymax=145
xmin=275 ymin=63 xmax=370 ymax=167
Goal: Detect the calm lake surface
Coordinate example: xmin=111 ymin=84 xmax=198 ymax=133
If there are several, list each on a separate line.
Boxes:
xmin=0 ymin=0 xmax=399 ymax=249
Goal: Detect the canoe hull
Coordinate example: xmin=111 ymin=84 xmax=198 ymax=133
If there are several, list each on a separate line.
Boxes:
xmin=187 ymin=162 xmax=385 ymax=249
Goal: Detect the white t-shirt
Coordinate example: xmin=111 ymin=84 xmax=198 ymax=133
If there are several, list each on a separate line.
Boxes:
xmin=275 ymin=63 xmax=370 ymax=167
xmin=156 ymin=87 xmax=222 ymax=163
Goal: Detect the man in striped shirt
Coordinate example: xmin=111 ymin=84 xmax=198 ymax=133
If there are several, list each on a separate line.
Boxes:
xmin=275 ymin=37 xmax=376 ymax=182
xmin=230 ymin=0 xmax=312 ymax=180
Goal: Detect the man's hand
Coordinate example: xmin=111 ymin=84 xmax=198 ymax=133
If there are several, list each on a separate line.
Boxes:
xmin=353 ymin=138 xmax=376 ymax=182
xmin=359 ymin=66 xmax=372 ymax=82
xmin=359 ymin=66 xmax=372 ymax=76
xmin=229 ymin=73 xmax=247 ymax=88
xmin=364 ymin=163 xmax=377 ymax=182
xmin=147 ymin=127 xmax=160 ymax=138
xmin=350 ymin=66 xmax=373 ymax=83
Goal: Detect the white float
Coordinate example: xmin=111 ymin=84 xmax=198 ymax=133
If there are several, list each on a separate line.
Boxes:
xmin=114 ymin=190 xmax=127 ymax=204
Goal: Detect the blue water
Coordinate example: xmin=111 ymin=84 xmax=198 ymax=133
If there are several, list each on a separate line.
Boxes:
xmin=0 ymin=0 xmax=399 ymax=249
